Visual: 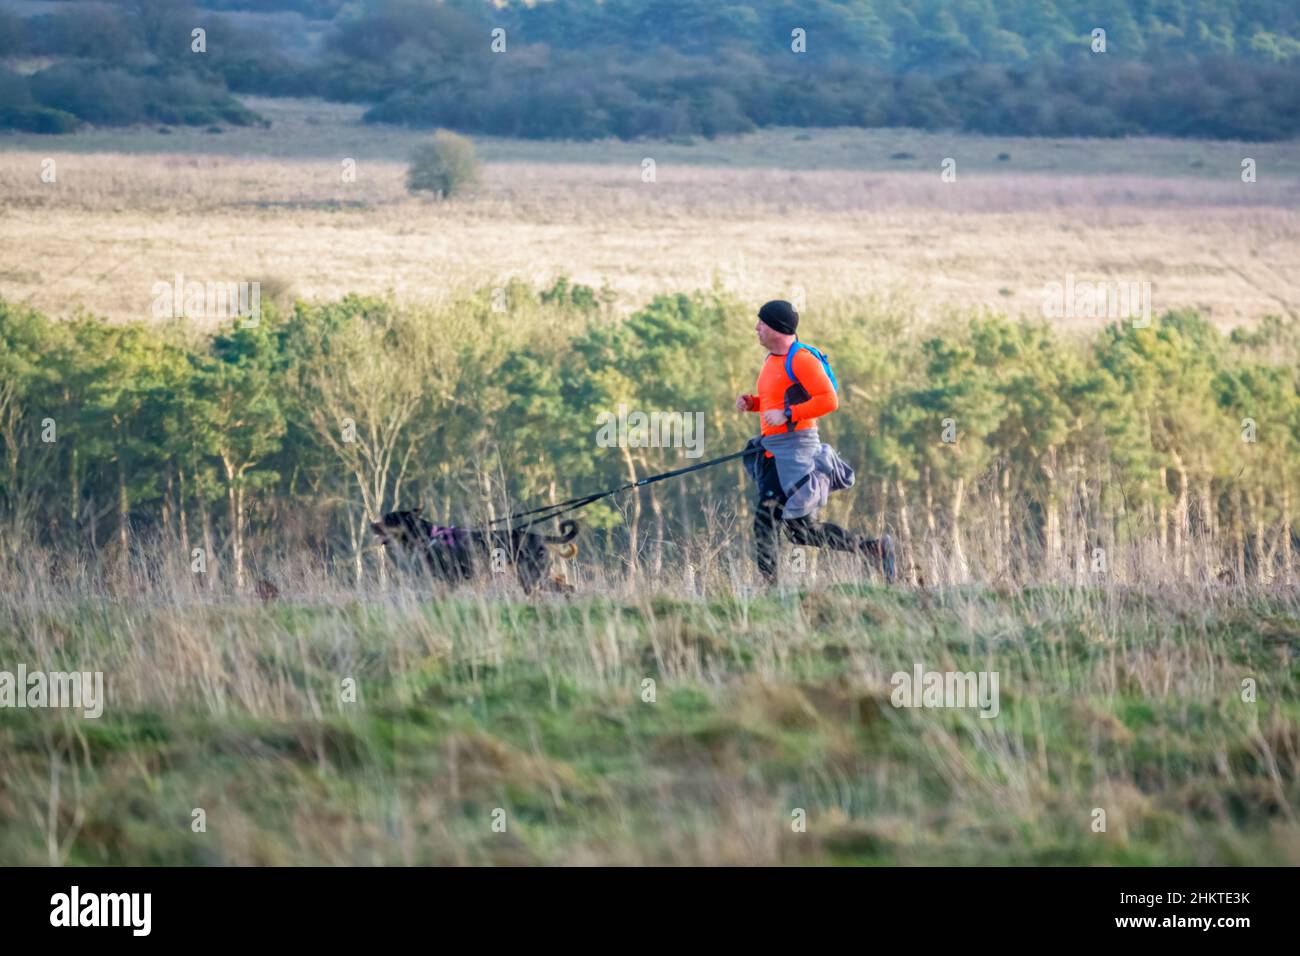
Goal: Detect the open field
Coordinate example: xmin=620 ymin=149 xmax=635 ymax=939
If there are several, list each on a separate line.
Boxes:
xmin=2 ymin=99 xmax=1298 ymax=327
xmin=2 ymin=570 xmax=1297 ymax=866
xmin=3 ymin=94 xmax=1300 ymax=870
xmin=6 ymin=98 xmax=1300 ymax=174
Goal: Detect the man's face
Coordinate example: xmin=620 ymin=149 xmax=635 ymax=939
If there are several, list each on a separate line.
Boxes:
xmin=755 ymin=318 xmax=777 ymax=351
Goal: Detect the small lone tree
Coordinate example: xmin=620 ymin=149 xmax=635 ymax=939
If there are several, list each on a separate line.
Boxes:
xmin=407 ymin=129 xmax=479 ymax=199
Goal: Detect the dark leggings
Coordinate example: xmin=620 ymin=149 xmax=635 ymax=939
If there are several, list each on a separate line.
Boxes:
xmin=752 ymin=453 xmax=863 ymax=580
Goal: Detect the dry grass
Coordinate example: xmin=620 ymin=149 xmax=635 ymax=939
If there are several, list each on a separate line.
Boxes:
xmin=1 ymin=98 xmax=1297 ymax=327
xmin=1 ymin=535 xmax=1296 ymax=866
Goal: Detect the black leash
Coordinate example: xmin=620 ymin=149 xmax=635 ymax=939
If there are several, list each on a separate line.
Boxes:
xmin=487 ymin=446 xmax=759 ymax=530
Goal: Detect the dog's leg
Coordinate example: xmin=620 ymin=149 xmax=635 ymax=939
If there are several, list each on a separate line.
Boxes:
xmin=510 ymin=534 xmax=550 ymax=595
xmin=546 ymin=572 xmax=575 ymax=594
xmin=516 ymin=555 xmax=543 ymax=594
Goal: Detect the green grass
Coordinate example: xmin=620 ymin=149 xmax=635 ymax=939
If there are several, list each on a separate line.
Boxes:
xmin=1 ymin=581 xmax=1296 ymax=865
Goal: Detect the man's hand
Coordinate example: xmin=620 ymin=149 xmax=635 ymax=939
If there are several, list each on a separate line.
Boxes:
xmin=735 ymin=394 xmax=755 ymax=412
xmin=761 ymin=408 xmax=789 ymax=428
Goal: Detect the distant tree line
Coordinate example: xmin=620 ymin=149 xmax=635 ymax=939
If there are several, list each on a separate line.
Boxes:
xmin=1 ymin=286 xmax=1297 ymax=588
xmin=1 ymin=0 xmax=1298 ymax=138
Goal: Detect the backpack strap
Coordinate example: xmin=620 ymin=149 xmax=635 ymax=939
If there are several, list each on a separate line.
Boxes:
xmin=783 ymin=341 xmax=806 ymax=387
xmin=781 ymin=342 xmax=806 ymax=432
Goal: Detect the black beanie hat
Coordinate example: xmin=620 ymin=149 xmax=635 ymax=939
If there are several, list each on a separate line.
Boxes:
xmin=757 ymin=300 xmax=798 ymax=335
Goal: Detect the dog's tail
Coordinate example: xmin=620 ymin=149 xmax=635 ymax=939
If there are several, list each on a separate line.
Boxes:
xmin=540 ymin=519 xmax=579 ymax=543
xmin=541 ymin=520 xmax=579 ymax=557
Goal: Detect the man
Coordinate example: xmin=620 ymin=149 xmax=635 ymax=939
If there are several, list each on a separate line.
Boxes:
xmin=736 ymin=299 xmax=896 ymax=584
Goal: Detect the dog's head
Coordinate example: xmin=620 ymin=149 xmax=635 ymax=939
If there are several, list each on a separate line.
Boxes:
xmin=371 ymin=508 xmax=430 ymax=550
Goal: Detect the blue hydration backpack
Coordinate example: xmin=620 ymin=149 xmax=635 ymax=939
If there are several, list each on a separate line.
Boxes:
xmin=785 ymin=341 xmax=839 ymax=393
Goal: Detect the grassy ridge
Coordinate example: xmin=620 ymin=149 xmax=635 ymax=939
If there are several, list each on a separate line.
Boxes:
xmin=3 ymin=581 xmax=1296 ymax=865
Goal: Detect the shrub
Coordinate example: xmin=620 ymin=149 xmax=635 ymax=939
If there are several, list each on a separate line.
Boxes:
xmin=540 ymin=277 xmax=601 ymax=311
xmin=0 ymin=106 xmax=80 ymax=133
xmin=0 ymin=72 xmax=81 ymax=132
xmin=16 ymin=63 xmax=264 ymax=132
xmin=406 ymin=129 xmax=479 ymax=198
xmin=30 ymin=64 xmax=146 ymax=125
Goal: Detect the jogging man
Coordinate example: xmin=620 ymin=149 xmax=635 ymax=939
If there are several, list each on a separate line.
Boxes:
xmin=736 ymin=299 xmax=896 ymax=584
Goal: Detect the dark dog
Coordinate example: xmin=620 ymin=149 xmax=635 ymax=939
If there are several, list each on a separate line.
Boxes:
xmin=372 ymin=508 xmax=578 ymax=593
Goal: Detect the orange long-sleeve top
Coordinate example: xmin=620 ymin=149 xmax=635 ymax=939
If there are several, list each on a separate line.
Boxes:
xmin=742 ymin=346 xmax=839 ymax=437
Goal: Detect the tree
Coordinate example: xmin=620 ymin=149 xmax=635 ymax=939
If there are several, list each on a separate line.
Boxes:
xmin=977 ymin=318 xmax=1089 ymax=578
xmin=186 ymin=318 xmax=286 ymax=588
xmin=407 ymin=129 xmax=479 ymax=198
xmin=69 ymin=319 xmax=182 ymax=579
xmin=284 ymin=297 xmax=452 ymax=584
xmin=879 ymin=323 xmax=1001 ymax=582
xmin=0 ymin=302 xmax=68 ymax=553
